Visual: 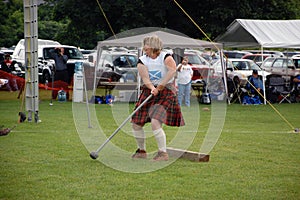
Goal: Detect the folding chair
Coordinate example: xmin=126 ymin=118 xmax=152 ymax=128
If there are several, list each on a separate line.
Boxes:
xmin=227 ymin=76 xmax=243 ymax=104
xmin=279 ymin=91 xmax=291 ymax=104
xmin=267 ymin=76 xmax=291 ymax=104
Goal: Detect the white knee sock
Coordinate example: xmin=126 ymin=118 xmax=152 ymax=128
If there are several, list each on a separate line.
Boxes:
xmin=153 ymin=128 xmax=166 ymax=152
xmin=133 ymin=129 xmax=146 ymax=150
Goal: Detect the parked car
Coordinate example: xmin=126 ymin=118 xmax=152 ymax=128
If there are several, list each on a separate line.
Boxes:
xmin=0 ymin=48 xmax=14 ymax=55
xmin=200 ymin=51 xmax=219 ymax=65
xmin=223 ymin=50 xmax=252 ymax=59
xmin=13 ymin=43 xmax=86 ymax=83
xmin=229 ymin=58 xmax=271 ymax=86
xmin=184 ymin=51 xmax=214 ymax=82
xmin=97 ymin=50 xmax=138 ymax=82
xmin=12 ymin=39 xmax=61 ymax=66
xmin=39 ymin=45 xmax=86 ymax=83
xmin=80 ymin=49 xmax=96 ymax=60
xmin=12 ymin=39 xmax=62 ymax=82
xmin=245 ymin=50 xmax=284 ymax=57
xmin=282 ymin=51 xmax=300 ymax=58
xmin=212 ymin=58 xmax=270 ymax=86
xmin=291 ymin=55 xmax=300 ymax=69
xmin=260 ymin=57 xmax=300 ymax=77
xmin=241 ymin=54 xmax=273 ymax=66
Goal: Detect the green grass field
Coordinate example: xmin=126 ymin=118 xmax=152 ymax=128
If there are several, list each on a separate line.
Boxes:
xmin=0 ymin=90 xmax=299 ymax=199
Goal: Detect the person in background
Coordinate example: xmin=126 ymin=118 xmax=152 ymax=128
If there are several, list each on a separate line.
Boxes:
xmin=292 ymin=73 xmax=300 ymax=98
xmin=131 ymin=35 xmax=185 ymax=161
xmin=177 ymin=56 xmax=193 ymax=107
xmin=49 ymin=47 xmax=69 ymax=100
xmin=247 ymin=70 xmax=263 ymax=94
xmin=0 ymin=54 xmax=19 ymax=91
xmin=246 ymin=69 xmax=264 ymax=103
xmin=0 ymin=78 xmax=8 ymax=87
xmin=293 ymin=73 xmax=300 ymax=87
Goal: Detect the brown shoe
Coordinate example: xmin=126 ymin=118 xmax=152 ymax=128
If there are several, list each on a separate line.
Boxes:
xmin=132 ymin=149 xmax=147 ymax=159
xmin=152 ymin=151 xmax=169 ymax=161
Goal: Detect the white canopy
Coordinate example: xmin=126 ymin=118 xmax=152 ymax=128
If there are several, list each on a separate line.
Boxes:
xmin=97 ymin=27 xmax=222 ymax=49
xmin=94 ymin=28 xmax=223 ymax=100
xmin=215 ymin=19 xmax=300 ymax=48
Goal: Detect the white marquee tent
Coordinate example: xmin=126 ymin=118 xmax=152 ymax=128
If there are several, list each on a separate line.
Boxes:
xmin=215 ymin=19 xmax=300 ymax=48
xmin=215 ymin=19 xmax=300 ymax=104
xmin=96 ymin=28 xmax=222 ymax=67
xmin=94 ymin=27 xmax=224 ymax=98
xmin=97 ymin=28 xmax=222 ymax=49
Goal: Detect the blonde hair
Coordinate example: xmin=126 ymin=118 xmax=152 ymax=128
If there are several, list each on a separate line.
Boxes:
xmin=143 ymin=35 xmax=163 ymax=55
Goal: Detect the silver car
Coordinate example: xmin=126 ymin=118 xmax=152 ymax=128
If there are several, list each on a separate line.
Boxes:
xmin=260 ymin=57 xmax=300 ymax=76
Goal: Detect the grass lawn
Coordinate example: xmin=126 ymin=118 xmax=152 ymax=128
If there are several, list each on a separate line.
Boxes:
xmin=0 ymin=90 xmax=299 ymax=199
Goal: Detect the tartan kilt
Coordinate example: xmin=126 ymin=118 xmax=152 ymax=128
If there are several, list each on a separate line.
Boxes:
xmin=131 ymin=84 xmax=185 ymax=127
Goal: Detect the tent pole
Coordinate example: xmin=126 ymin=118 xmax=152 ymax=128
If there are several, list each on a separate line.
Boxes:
xmin=137 ymin=47 xmax=143 ymax=99
xmin=261 ymin=46 xmax=266 ymax=105
xmin=220 ymin=49 xmax=229 ymax=104
xmin=93 ymin=47 xmax=102 ymax=96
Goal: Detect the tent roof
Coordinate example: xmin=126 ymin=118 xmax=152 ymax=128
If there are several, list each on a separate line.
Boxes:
xmin=98 ymin=28 xmax=222 ymax=49
xmin=215 ymin=19 xmax=300 ymax=48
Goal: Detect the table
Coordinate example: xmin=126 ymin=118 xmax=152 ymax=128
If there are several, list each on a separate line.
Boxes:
xmin=98 ymin=81 xmax=205 ymax=97
xmin=97 ymin=82 xmax=139 ymax=95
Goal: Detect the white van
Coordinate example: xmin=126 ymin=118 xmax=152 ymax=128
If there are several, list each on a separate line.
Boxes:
xmin=37 ymin=45 xmax=87 ymax=83
xmin=12 ymin=39 xmax=87 ymax=83
xmin=12 ymin=39 xmax=61 ymax=66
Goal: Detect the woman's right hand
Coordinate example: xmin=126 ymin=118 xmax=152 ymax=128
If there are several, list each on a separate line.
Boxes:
xmin=151 ymin=87 xmax=159 ymax=96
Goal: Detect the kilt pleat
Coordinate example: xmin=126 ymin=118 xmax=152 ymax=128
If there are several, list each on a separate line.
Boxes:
xmin=131 ymin=84 xmax=185 ymax=127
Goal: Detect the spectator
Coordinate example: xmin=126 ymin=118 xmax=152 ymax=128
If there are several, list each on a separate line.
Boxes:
xmin=0 ymin=54 xmax=19 ymax=91
xmin=292 ymin=73 xmax=300 ymax=98
xmin=50 ymin=47 xmax=69 ymax=100
xmin=247 ymin=70 xmax=263 ymax=95
xmin=293 ymin=73 xmax=300 ymax=87
xmin=244 ymin=69 xmax=264 ymax=104
xmin=177 ymin=56 xmax=193 ymax=107
xmin=0 ymin=78 xmax=8 ymax=87
xmin=131 ymin=35 xmax=185 ymax=161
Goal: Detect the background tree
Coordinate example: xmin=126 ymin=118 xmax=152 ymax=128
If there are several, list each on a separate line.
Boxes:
xmin=0 ymin=0 xmax=299 ymax=49
xmin=38 ymin=1 xmax=67 ymax=42
xmin=0 ymin=0 xmax=24 ymax=48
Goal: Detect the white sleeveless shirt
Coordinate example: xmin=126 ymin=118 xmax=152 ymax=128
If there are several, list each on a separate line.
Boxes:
xmin=139 ymin=52 xmax=174 ymax=85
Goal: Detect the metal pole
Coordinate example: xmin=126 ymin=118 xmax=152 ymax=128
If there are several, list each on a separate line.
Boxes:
xmin=90 ymin=94 xmax=153 ymax=159
xmin=82 ymin=65 xmax=92 ymax=128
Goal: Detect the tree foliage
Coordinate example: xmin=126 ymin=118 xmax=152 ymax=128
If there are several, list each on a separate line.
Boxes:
xmin=0 ymin=0 xmax=300 ymax=49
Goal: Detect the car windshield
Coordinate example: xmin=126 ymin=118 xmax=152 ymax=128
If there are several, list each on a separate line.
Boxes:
xmin=249 ymin=62 xmax=261 ymax=70
xmin=293 ymin=58 xmax=300 ymax=68
xmin=43 ymin=47 xmax=84 ymax=60
xmin=262 ymin=58 xmax=275 ymax=68
xmin=112 ymin=55 xmax=138 ymax=68
xmin=80 ymin=50 xmax=96 ymax=55
xmin=213 ymin=60 xmax=233 ymax=72
xmin=286 ymin=59 xmax=295 ymax=68
xmin=231 ymin=60 xmax=261 ymax=70
xmin=245 ymin=55 xmax=265 ymax=62
xmin=64 ymin=48 xmax=84 ymax=59
xmin=186 ymin=54 xmax=204 ymax=65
